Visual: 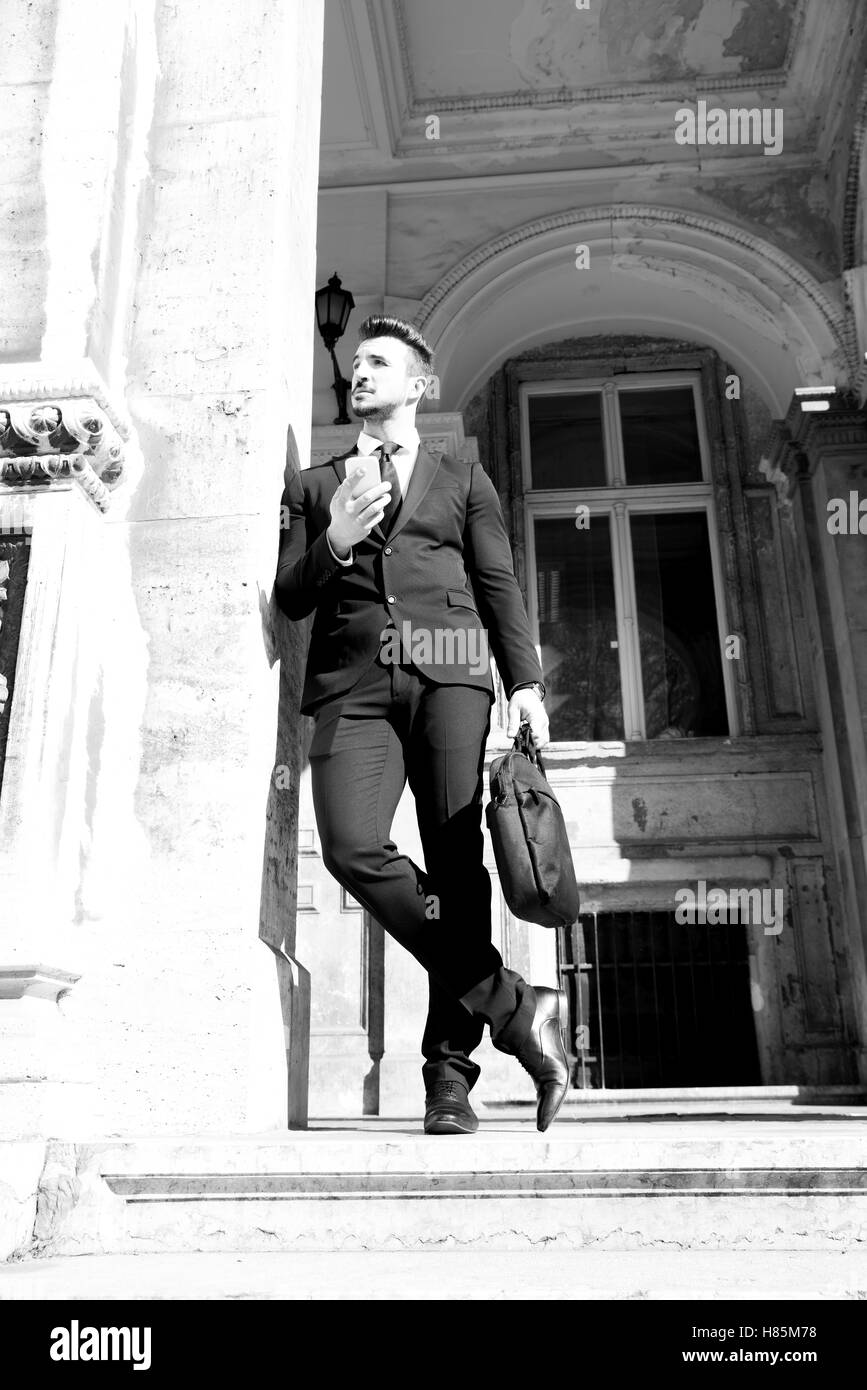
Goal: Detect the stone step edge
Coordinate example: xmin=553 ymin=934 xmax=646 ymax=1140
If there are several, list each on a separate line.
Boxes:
xmin=486 ymin=1085 xmax=867 ymax=1106
xmin=102 ymin=1167 xmax=867 ymax=1199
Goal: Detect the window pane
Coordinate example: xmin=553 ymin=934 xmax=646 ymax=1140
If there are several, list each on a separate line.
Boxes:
xmin=528 ymin=393 xmax=605 ymax=489
xmin=534 ymin=516 xmax=623 ymax=740
xmin=620 ymin=387 xmax=702 ymax=485
xmin=630 ymin=512 xmax=728 ymax=738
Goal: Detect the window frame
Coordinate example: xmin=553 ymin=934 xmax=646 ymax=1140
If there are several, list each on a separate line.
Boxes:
xmin=520 ymin=371 xmax=739 ymax=741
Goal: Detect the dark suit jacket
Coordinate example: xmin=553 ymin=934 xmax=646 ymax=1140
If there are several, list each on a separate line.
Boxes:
xmin=274 ymin=443 xmax=544 ymax=716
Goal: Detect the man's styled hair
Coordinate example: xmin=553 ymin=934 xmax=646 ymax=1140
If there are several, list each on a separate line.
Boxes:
xmin=356 ymin=315 xmax=434 ymax=377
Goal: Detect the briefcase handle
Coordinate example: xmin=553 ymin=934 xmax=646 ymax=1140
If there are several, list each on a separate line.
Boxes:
xmin=515 ymin=720 xmax=546 ymax=778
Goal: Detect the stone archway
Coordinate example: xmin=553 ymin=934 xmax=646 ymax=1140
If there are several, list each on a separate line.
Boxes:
xmin=416 ymin=205 xmax=852 ymax=416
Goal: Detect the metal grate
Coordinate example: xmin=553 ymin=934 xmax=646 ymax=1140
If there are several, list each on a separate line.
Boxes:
xmin=558 ymin=910 xmax=761 ymax=1088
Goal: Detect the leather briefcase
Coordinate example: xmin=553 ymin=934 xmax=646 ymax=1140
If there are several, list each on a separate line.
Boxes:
xmin=485 ymin=723 xmax=580 ymax=928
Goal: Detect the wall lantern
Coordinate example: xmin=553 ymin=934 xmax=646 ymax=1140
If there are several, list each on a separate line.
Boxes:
xmin=315 ymin=273 xmax=356 ymax=425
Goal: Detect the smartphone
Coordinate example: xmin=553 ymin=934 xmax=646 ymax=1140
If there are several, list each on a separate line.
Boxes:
xmin=348 ymin=456 xmax=385 ymax=497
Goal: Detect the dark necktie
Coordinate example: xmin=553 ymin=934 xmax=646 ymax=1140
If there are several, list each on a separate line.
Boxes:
xmin=377 ymin=441 xmax=402 ymax=535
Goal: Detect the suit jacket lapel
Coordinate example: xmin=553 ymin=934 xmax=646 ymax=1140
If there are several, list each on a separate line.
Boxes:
xmin=328 ymin=444 xmax=442 ymax=544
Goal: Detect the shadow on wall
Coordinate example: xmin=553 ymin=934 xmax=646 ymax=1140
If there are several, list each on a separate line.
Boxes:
xmin=258 ymin=420 xmax=312 ymax=1126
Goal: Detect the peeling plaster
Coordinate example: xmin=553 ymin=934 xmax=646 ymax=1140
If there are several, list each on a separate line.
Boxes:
xmin=507 ymin=0 xmax=796 ymax=91
xmin=723 ymin=0 xmax=796 ymax=71
xmin=705 ymin=171 xmax=840 ymax=279
xmin=610 ymin=251 xmax=787 ymax=337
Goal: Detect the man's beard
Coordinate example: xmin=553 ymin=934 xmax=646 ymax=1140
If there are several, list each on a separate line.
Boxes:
xmin=352 ymin=395 xmax=399 ymax=420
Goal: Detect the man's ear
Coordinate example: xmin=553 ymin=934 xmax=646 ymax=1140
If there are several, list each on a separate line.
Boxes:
xmin=408 ymin=373 xmax=428 ymax=405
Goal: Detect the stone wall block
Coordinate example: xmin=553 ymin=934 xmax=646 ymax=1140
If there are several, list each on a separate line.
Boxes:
xmin=121 ymin=392 xmax=272 ymax=523
xmin=127 ymin=118 xmax=293 ymax=397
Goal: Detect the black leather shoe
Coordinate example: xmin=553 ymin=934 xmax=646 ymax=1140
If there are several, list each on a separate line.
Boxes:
xmin=513 ymin=987 xmax=570 ymax=1132
xmin=424 ymin=1080 xmax=479 ymax=1135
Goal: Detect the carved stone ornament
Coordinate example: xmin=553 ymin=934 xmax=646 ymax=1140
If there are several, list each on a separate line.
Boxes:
xmin=762 ymin=391 xmax=867 ymax=516
xmin=0 ymin=364 xmax=131 ymax=513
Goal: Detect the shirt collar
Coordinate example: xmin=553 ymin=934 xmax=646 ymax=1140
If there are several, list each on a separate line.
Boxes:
xmin=356 ymin=426 xmax=420 ymax=457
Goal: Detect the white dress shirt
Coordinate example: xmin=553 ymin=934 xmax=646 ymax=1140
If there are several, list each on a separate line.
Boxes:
xmin=327 ymin=426 xmax=421 ymax=565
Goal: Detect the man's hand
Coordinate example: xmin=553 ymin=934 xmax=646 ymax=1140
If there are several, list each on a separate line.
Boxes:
xmin=327 ymin=467 xmax=393 ymax=555
xmin=506 ymin=688 xmax=549 ymax=751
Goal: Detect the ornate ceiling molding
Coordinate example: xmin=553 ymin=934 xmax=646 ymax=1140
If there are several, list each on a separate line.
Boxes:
xmin=416 ymin=204 xmax=850 ymax=370
xmin=842 ymin=68 xmax=867 ymax=272
xmin=0 ymin=363 xmax=131 ymax=513
xmin=324 ymin=1 xmax=851 ymax=183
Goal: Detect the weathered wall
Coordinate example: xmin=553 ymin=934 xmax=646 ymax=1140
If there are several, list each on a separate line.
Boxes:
xmin=81 ymin=0 xmax=325 ymax=1133
xmin=0 ymin=0 xmax=325 ymax=1137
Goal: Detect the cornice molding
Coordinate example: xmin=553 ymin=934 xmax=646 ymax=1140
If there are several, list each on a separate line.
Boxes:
xmin=764 ymin=393 xmax=867 ymax=495
xmin=0 ymin=965 xmax=81 ymax=1003
xmin=0 ymin=362 xmax=130 ymax=511
xmin=0 ymin=455 xmax=113 ymax=512
xmin=416 ymin=204 xmax=850 ymax=370
xmin=785 ymin=394 xmax=867 ymax=455
xmin=406 ymin=71 xmax=790 ymax=116
xmin=842 ymin=70 xmax=867 ymax=272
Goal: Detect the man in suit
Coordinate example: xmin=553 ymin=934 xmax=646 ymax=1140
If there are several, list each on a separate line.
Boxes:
xmin=275 ymin=315 xmax=569 ymax=1133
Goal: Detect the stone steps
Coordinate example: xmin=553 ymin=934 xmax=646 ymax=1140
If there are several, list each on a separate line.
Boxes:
xmin=9 ymin=1113 xmax=867 ymax=1259
xmin=4 ymin=1248 xmax=867 ymax=1301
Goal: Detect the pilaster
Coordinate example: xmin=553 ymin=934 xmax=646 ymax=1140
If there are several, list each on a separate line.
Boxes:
xmin=765 ymin=391 xmax=867 ymax=1084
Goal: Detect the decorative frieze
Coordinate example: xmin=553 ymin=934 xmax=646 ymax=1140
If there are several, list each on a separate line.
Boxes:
xmin=764 ymin=391 xmax=867 ymax=504
xmin=784 ymin=390 xmax=867 ymax=461
xmin=0 ymin=365 xmax=131 ymax=512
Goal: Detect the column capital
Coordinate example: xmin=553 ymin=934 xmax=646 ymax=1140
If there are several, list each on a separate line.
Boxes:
xmin=764 ymin=391 xmax=867 ymax=499
xmin=0 ymin=362 xmax=131 ymax=513
xmin=782 ymin=389 xmax=867 ymax=457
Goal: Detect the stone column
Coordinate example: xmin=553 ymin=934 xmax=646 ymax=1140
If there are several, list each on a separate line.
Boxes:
xmin=766 ymin=393 xmax=867 ymax=1084
xmin=0 ymin=0 xmax=325 ymax=1136
xmin=101 ymin=0 xmax=324 ymax=1133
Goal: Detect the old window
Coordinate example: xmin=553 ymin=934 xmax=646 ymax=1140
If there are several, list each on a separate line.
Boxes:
xmin=521 ymin=373 xmax=735 ymax=741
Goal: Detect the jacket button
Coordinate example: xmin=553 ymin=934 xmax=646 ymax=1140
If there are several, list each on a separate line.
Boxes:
xmin=384 ymin=546 xmax=392 ymax=555
xmin=386 ymin=594 xmax=396 ymax=603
